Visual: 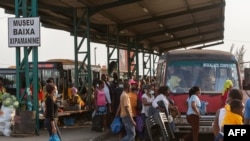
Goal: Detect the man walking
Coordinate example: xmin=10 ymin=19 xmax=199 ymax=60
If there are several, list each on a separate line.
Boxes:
xmin=120 ymin=82 xmax=136 ymax=141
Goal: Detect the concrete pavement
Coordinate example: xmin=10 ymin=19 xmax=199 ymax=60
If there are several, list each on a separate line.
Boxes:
xmin=0 ymin=125 xmax=110 ymax=141
xmin=0 ymin=125 xmax=215 ymax=141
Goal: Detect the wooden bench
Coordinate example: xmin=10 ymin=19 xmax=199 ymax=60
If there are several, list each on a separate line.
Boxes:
xmin=39 ymin=109 xmax=90 ymax=120
xmin=39 ymin=109 xmax=92 ymax=127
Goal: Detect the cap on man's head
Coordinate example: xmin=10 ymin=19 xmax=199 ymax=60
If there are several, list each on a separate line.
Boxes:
xmin=129 ymin=79 xmax=137 ymax=85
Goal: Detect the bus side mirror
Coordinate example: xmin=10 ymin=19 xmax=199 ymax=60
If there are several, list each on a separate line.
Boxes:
xmin=243 ymin=68 xmax=250 ymax=90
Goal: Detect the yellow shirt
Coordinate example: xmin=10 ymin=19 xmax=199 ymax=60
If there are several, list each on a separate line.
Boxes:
xmin=120 ymin=91 xmax=133 ymax=117
xmin=222 ymin=104 xmax=243 ymax=126
xmin=128 ymin=92 xmax=138 ymax=117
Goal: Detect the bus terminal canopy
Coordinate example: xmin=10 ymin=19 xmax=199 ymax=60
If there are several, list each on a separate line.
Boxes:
xmin=0 ymin=0 xmax=225 ymax=54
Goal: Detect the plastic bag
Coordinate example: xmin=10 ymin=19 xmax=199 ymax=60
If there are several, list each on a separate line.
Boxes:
xmin=200 ymin=101 xmax=208 ymax=115
xmin=110 ymin=116 xmax=123 ymax=134
xmin=49 ymin=134 xmax=61 ymax=141
xmin=0 ymin=105 xmax=15 ymax=122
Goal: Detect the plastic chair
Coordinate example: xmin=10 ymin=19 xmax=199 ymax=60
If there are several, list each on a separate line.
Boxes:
xmin=145 ymin=112 xmax=170 ymax=141
xmin=156 ymin=100 xmax=176 ymax=140
xmin=153 ymin=112 xmax=170 ymax=141
xmin=156 ymin=112 xmax=176 ymax=140
xmin=145 ymin=115 xmax=157 ymax=141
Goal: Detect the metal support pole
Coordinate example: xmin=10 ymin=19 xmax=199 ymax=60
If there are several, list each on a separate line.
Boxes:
xmin=135 ymin=44 xmax=139 ymax=81
xmin=15 ymin=0 xmax=39 ymax=134
xmin=73 ymin=9 xmax=79 ymax=88
xmin=94 ymin=47 xmax=97 ymax=65
xmin=142 ymin=51 xmax=145 ymax=78
xmin=86 ymin=8 xmax=93 ymax=107
xmin=116 ymin=32 xmax=120 ymax=78
xmin=107 ymin=45 xmax=110 ymax=75
xmin=149 ymin=53 xmax=152 ymax=79
xmin=127 ymin=42 xmax=131 ymax=79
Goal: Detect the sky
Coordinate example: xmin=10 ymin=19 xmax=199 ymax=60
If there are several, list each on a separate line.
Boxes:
xmin=0 ymin=0 xmax=250 ymax=69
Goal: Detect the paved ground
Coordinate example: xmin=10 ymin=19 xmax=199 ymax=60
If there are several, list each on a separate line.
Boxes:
xmin=0 ymin=125 xmax=108 ymax=141
xmin=102 ymin=132 xmax=215 ymax=141
xmin=102 ymin=134 xmax=119 ymax=141
xmin=0 ymin=125 xmax=215 ymax=141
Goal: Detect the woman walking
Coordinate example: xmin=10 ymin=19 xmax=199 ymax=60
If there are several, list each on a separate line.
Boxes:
xmin=141 ymin=84 xmax=155 ymax=141
xmin=93 ymin=80 xmax=108 ymax=132
xmin=180 ymin=86 xmax=201 ymax=141
xmin=44 ymin=83 xmax=62 ymax=141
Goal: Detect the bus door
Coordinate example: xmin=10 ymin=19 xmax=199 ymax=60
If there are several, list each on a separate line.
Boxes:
xmin=62 ymin=69 xmax=72 ymax=100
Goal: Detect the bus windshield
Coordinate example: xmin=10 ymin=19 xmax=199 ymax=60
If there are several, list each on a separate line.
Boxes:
xmin=166 ymin=61 xmax=239 ymax=93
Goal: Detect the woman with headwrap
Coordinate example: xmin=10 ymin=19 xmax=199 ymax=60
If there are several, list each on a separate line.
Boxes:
xmin=221 ymin=80 xmax=233 ymax=107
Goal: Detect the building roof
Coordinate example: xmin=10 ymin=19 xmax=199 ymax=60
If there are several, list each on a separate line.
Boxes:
xmin=0 ymin=0 xmax=225 ymax=54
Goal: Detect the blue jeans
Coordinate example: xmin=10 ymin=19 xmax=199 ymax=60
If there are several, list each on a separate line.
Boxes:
xmin=121 ymin=116 xmax=136 ymax=141
xmin=169 ymin=121 xmax=175 ymax=131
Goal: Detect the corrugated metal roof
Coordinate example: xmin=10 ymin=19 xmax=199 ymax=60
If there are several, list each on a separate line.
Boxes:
xmin=0 ymin=0 xmax=225 ymax=54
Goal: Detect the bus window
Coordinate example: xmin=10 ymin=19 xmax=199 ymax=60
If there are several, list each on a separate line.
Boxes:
xmin=29 ymin=62 xmax=65 ymax=95
xmin=0 ymin=69 xmax=16 ymax=88
xmin=214 ymin=64 xmax=239 ymax=91
xmin=166 ymin=61 xmax=239 ymax=93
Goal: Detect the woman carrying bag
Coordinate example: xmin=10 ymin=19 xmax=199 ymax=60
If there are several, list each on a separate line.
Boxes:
xmin=180 ymin=86 xmax=201 ymax=141
xmin=92 ymin=80 xmax=108 ymax=132
xmin=44 ymin=83 xmax=62 ymax=141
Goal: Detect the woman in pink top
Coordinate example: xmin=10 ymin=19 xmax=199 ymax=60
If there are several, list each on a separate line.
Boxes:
xmin=96 ymin=83 xmax=107 ymax=107
xmin=94 ymin=80 xmax=107 ymax=131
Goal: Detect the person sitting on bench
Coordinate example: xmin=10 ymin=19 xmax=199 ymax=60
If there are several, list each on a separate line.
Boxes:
xmin=66 ymin=87 xmax=82 ymax=111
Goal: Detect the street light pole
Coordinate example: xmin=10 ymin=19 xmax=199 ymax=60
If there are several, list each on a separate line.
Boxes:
xmin=94 ymin=47 xmax=97 ymax=65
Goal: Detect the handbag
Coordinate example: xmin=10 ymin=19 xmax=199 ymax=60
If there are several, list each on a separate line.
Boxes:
xmin=110 ymin=116 xmax=123 ymax=134
xmin=96 ymin=106 xmax=107 ymax=115
xmin=49 ymin=134 xmax=61 ymax=141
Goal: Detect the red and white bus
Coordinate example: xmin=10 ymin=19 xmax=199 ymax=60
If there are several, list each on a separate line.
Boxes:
xmin=156 ymin=49 xmax=245 ymax=133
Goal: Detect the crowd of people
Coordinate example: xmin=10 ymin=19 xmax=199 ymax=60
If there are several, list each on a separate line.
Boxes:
xmin=180 ymin=79 xmax=249 ymax=141
xmin=90 ymin=73 xmax=182 ymax=141
xmin=1 ymin=73 xmax=250 ymax=141
xmin=90 ymin=74 xmax=250 ymax=141
xmin=211 ymin=80 xmax=246 ymax=141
